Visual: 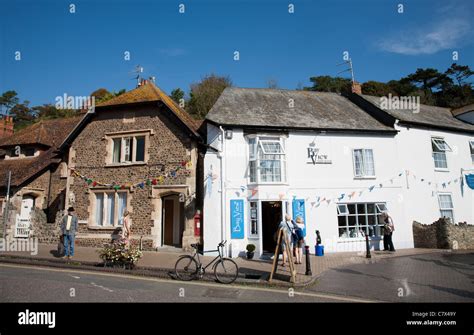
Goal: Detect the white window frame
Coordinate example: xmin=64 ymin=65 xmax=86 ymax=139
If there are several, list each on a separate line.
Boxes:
xmin=108 ymin=132 xmax=148 ymax=165
xmin=337 ymin=202 xmax=388 ymax=239
xmin=249 ymin=201 xmax=259 ymax=238
xmin=248 ymin=135 xmax=287 ymax=184
xmin=470 ymin=140 xmax=474 ymax=164
xmin=375 ymin=203 xmax=388 ymax=213
xmin=337 ymin=204 xmax=349 ymax=215
xmin=431 ymin=137 xmax=452 ymax=152
xmin=352 ymin=148 xmax=376 ymax=178
xmin=93 ymin=191 xmax=128 ymax=227
xmin=438 ymin=193 xmax=455 ymax=223
xmin=431 ymin=137 xmax=450 ymax=170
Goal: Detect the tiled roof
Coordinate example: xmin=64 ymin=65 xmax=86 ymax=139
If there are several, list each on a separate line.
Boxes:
xmin=206 ymin=87 xmax=395 ymax=132
xmin=0 ymin=148 xmax=60 ymax=188
xmin=0 ymin=117 xmax=80 ymax=189
xmin=0 ymin=116 xmax=82 ymax=148
xmin=97 ymin=82 xmax=200 ymax=136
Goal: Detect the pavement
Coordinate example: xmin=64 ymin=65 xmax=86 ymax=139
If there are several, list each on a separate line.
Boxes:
xmin=0 ymin=242 xmax=454 ymax=287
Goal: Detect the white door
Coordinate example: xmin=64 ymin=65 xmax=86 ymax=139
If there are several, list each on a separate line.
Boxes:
xmin=20 ymin=196 xmax=35 ymax=220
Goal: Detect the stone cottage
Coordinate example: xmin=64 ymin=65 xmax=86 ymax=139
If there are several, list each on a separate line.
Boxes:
xmin=59 ymin=80 xmax=204 ymax=250
xmin=0 ymin=117 xmax=81 ymax=239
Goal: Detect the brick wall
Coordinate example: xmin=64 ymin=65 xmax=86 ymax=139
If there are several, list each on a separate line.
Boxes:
xmin=413 ymin=218 xmax=474 ymax=250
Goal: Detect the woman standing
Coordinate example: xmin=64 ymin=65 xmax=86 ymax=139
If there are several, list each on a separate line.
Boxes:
xmin=293 ymin=217 xmax=305 ymax=264
xmin=381 ymin=212 xmax=395 ymax=252
xmin=121 ymin=210 xmax=132 ymax=246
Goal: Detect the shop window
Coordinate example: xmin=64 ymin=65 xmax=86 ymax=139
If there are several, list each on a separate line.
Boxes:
xmin=469 ymin=140 xmax=474 ymax=164
xmin=249 ymin=201 xmax=258 ymax=237
xmin=337 ymin=202 xmax=387 ymax=238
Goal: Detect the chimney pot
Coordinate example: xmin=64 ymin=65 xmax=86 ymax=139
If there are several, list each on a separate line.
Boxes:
xmin=351 ymin=81 xmax=362 ymax=95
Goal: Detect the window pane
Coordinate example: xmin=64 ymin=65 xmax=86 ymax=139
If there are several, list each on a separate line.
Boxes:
xmin=348 ymin=204 xmax=356 ymax=214
xmin=357 ymin=204 xmax=366 ymax=214
xmin=113 ymin=138 xmax=121 ymax=163
xmin=433 ymin=152 xmax=447 ymax=169
xmin=367 ymin=204 xmax=375 ymax=213
xmin=348 ymin=216 xmax=356 ymax=226
xmin=106 ymin=193 xmax=115 ymax=226
xmin=353 ymin=150 xmax=363 ymax=176
xmin=364 ymin=149 xmax=375 ymax=175
xmin=95 ymin=194 xmax=104 ymax=226
xmin=338 ymin=216 xmax=347 ymax=227
xmin=260 ymin=141 xmax=283 ymax=154
xmin=249 ymin=161 xmax=257 ymax=183
xmin=249 ymin=138 xmax=257 ymax=160
xmin=339 ymin=228 xmax=349 ymax=238
xmin=118 ymin=193 xmax=127 ymax=225
xmin=135 ymin=136 xmax=145 ymax=161
xmin=250 ymin=202 xmax=258 ymax=235
xmin=438 ymin=194 xmax=453 ymax=208
xmin=440 ymin=210 xmax=454 ymax=223
xmin=124 ymin=137 xmax=132 ymax=162
xmin=357 ymin=215 xmax=367 ymax=227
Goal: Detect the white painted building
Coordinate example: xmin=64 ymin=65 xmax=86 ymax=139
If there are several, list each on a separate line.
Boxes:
xmin=203 ymin=88 xmax=474 ymax=258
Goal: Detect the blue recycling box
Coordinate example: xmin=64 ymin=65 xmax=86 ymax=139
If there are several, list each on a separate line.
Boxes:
xmin=315 ymin=245 xmax=324 ymax=256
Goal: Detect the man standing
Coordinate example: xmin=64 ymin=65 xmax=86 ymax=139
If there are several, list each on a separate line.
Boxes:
xmin=60 ymin=207 xmax=78 ymax=259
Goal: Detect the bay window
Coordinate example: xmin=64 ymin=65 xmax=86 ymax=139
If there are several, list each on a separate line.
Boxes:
xmin=470 ymin=140 xmax=474 ymax=164
xmin=248 ymin=136 xmax=286 ymax=183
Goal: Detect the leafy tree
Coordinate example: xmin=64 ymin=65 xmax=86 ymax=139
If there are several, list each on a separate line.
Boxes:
xmin=187 ymin=74 xmax=232 ymax=119
xmin=0 ymin=90 xmax=20 ymax=115
xmin=304 ymin=76 xmax=351 ymax=94
xmin=445 ymin=63 xmax=474 ymax=87
xmin=91 ymin=88 xmax=126 ymax=104
xmin=170 ymin=88 xmax=185 ymax=104
xmin=361 ymin=81 xmax=392 ymax=96
xmin=10 ymin=100 xmax=35 ymax=129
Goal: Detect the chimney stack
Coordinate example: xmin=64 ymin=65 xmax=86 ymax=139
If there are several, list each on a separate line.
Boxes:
xmin=0 ymin=116 xmax=14 ymax=139
xmin=351 ymin=81 xmax=362 ymax=95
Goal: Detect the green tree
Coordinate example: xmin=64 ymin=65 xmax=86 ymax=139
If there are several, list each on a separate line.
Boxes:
xmin=0 ymin=90 xmax=20 ymax=115
xmin=91 ymin=88 xmax=126 ymax=104
xmin=445 ymin=63 xmax=474 ymax=87
xmin=10 ymin=100 xmax=35 ymax=129
xmin=304 ymin=76 xmax=351 ymax=94
xmin=361 ymin=81 xmax=392 ymax=96
xmin=187 ymin=74 xmax=232 ymax=119
xmin=170 ymin=88 xmax=185 ymax=104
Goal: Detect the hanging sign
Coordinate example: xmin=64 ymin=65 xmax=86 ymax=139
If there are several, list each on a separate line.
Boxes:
xmin=465 ymin=174 xmax=474 ymax=190
xmin=292 ymin=199 xmax=306 ymax=237
xmin=230 ymin=199 xmax=244 ymax=239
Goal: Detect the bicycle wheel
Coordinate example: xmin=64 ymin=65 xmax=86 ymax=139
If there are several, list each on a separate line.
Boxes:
xmin=175 ymin=256 xmax=199 ymax=281
xmin=214 ymin=258 xmax=239 ymax=284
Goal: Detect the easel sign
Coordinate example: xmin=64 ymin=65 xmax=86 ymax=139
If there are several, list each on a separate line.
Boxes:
xmin=268 ymin=228 xmax=297 ymax=283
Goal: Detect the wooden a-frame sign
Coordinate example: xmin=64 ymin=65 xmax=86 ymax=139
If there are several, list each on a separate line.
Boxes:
xmin=268 ymin=228 xmax=297 ymax=283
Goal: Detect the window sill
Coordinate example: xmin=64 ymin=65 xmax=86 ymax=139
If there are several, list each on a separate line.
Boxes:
xmin=248 ymin=236 xmax=259 ymax=240
xmin=105 ymin=162 xmax=147 ymax=168
xmin=434 ymin=168 xmax=449 ymax=172
xmin=87 ymin=225 xmax=122 ymax=230
xmin=353 ymin=176 xmax=376 ymax=180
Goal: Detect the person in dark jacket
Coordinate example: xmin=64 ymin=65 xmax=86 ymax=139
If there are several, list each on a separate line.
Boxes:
xmin=60 ymin=207 xmax=78 ymax=259
xmin=381 ymin=211 xmax=395 ymax=252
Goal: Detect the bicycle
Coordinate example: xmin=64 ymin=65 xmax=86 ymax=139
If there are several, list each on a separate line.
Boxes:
xmin=174 ymin=240 xmax=239 ymax=284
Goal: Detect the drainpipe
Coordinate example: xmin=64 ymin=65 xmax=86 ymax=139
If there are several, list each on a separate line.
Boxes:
xmin=218 ymin=126 xmax=228 ymax=256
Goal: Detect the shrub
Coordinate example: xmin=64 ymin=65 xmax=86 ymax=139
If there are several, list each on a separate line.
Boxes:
xmin=98 ymin=239 xmax=143 ymax=269
xmin=246 ymin=244 xmax=256 ymax=253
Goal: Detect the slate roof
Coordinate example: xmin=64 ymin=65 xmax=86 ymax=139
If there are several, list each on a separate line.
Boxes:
xmin=206 ymin=87 xmax=395 ymax=132
xmin=97 ymin=81 xmax=200 ymax=136
xmin=356 ymin=94 xmax=474 ymax=133
xmin=451 ymin=103 xmax=474 ymax=117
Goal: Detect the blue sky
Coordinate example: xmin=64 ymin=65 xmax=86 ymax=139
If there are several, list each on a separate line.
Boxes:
xmin=1 ymin=0 xmax=473 ymax=106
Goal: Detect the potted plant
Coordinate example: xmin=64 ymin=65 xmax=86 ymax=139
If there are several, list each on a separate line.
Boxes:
xmin=246 ymin=244 xmax=256 ymax=259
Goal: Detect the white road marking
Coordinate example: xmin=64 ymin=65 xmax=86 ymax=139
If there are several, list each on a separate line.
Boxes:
xmin=70 ymin=275 xmax=81 ymax=279
xmin=0 ymin=263 xmax=379 ymax=303
xmin=90 ymin=281 xmax=114 ymax=293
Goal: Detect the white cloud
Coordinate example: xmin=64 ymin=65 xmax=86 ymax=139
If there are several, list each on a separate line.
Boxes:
xmin=378 ymin=18 xmax=472 ymax=55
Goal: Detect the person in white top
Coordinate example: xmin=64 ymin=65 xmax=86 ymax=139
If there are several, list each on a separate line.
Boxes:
xmin=121 ymin=210 xmax=131 ymax=246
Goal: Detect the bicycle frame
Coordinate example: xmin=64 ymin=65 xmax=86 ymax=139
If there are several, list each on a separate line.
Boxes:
xmin=193 ymin=245 xmax=225 ymax=272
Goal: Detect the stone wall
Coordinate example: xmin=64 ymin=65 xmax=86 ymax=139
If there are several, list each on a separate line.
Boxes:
xmin=413 ymin=218 xmax=474 ymax=250
xmin=67 ymin=104 xmax=200 ymax=250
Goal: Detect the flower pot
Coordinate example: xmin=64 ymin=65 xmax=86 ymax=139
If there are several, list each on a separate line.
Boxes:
xmin=246 ymin=251 xmax=254 ymax=260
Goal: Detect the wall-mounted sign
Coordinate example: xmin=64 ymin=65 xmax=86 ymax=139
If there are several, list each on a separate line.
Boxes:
xmin=230 ymin=199 xmax=244 ymax=239
xmin=465 ymin=174 xmax=474 ymax=190
xmin=292 ymin=199 xmax=306 ymax=237
xmin=307 ymin=146 xmax=332 ymax=164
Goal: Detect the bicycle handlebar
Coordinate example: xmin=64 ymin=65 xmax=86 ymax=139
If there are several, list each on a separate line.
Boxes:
xmin=218 ymin=240 xmax=227 ymax=248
